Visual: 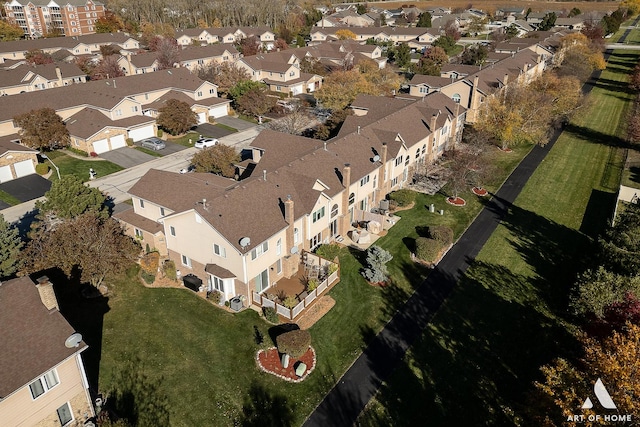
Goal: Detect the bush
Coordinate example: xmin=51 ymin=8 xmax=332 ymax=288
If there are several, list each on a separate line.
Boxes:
xmin=307 ymin=278 xmax=319 ymax=292
xmin=276 ymin=329 xmax=311 ymax=358
xmin=126 ymin=138 xmax=133 ymax=146
xmin=67 ymin=147 xmax=89 ymax=157
xmin=90 ymin=151 xmax=98 ymax=157
xmin=35 ymin=163 xmax=49 ymax=175
xmin=163 ymin=260 xmax=177 ymax=280
xmin=140 ymin=252 xmax=160 ymax=273
xmin=415 ymin=237 xmax=443 ymax=262
xmin=263 ymin=307 xmax=279 ymax=323
xmin=388 ymin=189 xmax=416 ymax=207
xmin=361 ymin=245 xmax=393 ymax=283
xmin=157 ymin=129 xmax=163 ymax=137
xmin=283 ymin=295 xmax=298 ymax=308
xmin=328 ymin=263 xmax=338 ymax=275
xmin=429 ymin=225 xmax=453 ymax=245
xmin=315 ymin=244 xmax=341 ymax=261
xmin=141 ymin=270 xmax=155 ymax=284
xmin=208 ymin=290 xmax=222 ymax=304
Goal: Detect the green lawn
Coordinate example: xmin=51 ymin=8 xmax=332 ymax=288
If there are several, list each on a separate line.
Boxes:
xmin=167 ymin=131 xmax=200 ymax=148
xmin=134 ymin=146 xmax=163 ymax=157
xmin=0 ymin=190 xmax=21 ymax=206
xmin=357 ymin=50 xmax=638 ymax=426
xmin=46 ymin=151 xmax=123 ymax=182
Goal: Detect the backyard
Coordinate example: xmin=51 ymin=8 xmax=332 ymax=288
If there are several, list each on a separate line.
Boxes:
xmin=356 ymin=49 xmax=637 ymax=426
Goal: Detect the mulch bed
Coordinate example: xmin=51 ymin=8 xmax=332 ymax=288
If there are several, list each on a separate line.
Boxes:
xmin=472 ymin=187 xmax=488 ymax=196
xmin=256 ymin=347 xmax=316 ymax=382
xmin=446 ymin=196 xmax=466 ymax=206
xmin=296 ymin=296 xmax=335 ymax=330
xmin=498 ymin=147 xmax=513 ymax=153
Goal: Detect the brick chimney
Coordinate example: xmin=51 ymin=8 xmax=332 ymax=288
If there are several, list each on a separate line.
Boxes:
xmin=284 ymin=195 xmax=294 ymax=250
xmin=470 ymin=75 xmax=480 ymax=121
xmin=376 ymin=143 xmax=388 ymax=205
xmin=430 ymin=113 xmax=438 ymax=132
xmin=36 ymin=276 xmax=59 ymax=311
xmin=340 ymin=163 xmax=351 ymax=236
xmin=283 ymin=195 xmax=299 ymax=278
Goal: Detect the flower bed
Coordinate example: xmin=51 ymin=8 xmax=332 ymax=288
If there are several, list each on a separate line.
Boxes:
xmin=472 ymin=187 xmax=488 ymax=196
xmin=256 ymin=346 xmax=316 ymax=382
xmin=446 ymin=197 xmax=466 ymax=206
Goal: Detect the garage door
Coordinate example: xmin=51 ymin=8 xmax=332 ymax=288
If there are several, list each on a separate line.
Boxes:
xmin=0 ymin=165 xmax=12 ymax=183
xmin=209 ymin=104 xmax=228 ymax=118
xmin=93 ymin=139 xmax=110 ymax=154
xmin=129 ymin=125 xmax=155 ymax=142
xmin=197 ymin=112 xmax=207 ymax=124
xmin=110 ymin=134 xmax=126 ymax=150
xmin=13 ymin=159 xmax=35 ymax=178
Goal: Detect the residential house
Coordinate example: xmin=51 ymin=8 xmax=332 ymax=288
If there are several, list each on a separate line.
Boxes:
xmin=0 ymin=134 xmax=38 ymax=182
xmin=309 ymin=26 xmax=439 ymax=47
xmin=237 ymin=53 xmax=322 ymax=95
xmin=118 ymin=52 xmax=159 ymax=75
xmin=141 ymin=90 xmax=230 ymax=125
xmin=291 ymin=41 xmax=387 ymax=70
xmin=555 ymin=17 xmax=585 ymax=31
xmin=177 ymin=44 xmax=239 ymax=71
xmin=0 ymin=61 xmax=86 ymax=95
xmin=4 ymin=0 xmax=106 ymax=37
xmin=0 ymin=276 xmax=94 ymax=427
xmin=177 ymin=26 xmax=276 ymax=50
xmin=117 ymin=92 xmax=465 ymax=308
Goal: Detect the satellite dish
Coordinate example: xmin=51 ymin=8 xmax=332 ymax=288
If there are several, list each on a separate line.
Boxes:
xmin=372 ymin=155 xmax=380 ymax=162
xmin=64 ymin=333 xmax=82 ymax=348
xmin=239 ymin=237 xmax=251 ymax=248
xmin=290 ymin=246 xmax=299 ymax=254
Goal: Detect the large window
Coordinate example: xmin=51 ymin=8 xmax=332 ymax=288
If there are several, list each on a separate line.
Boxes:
xmin=211 ymin=275 xmax=224 ymax=292
xmin=331 ymin=204 xmax=339 ymax=218
xmin=255 ymin=269 xmax=269 ymax=292
xmin=29 ymin=369 xmax=59 ymax=399
xmin=395 ymin=156 xmax=403 ymax=166
xmin=276 ymin=238 xmax=282 ymax=255
xmin=348 ymin=193 xmax=355 ymax=205
xmin=312 ymin=206 xmax=325 ymax=223
xmin=360 ymin=175 xmax=370 ymax=186
xmin=310 ymin=232 xmax=322 ymax=249
xmin=57 ymin=402 xmax=73 ymax=426
xmin=251 ymin=242 xmax=269 ymax=260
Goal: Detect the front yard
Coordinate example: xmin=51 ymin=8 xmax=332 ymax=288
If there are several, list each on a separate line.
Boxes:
xmin=46 ymin=150 xmax=123 ymax=182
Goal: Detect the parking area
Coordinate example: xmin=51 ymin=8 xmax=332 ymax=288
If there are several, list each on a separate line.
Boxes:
xmin=215 ymin=116 xmax=256 ymax=131
xmin=193 ymin=123 xmax=235 ymax=140
xmin=145 ymin=140 xmax=188 ymax=156
xmin=0 ymin=173 xmax=51 ymax=203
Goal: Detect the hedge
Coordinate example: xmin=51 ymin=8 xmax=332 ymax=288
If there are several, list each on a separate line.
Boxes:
xmin=276 ymin=329 xmax=311 ymax=358
xmin=415 ymin=237 xmax=443 ymax=262
xmin=263 ymin=307 xmax=279 ymax=323
xmin=388 ymin=189 xmax=416 ymax=207
xmin=35 ymin=163 xmax=49 ymax=175
xmin=429 ymin=225 xmax=454 ymax=245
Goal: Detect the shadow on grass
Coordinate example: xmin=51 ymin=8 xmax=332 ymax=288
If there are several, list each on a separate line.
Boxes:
xmin=579 ymin=189 xmax=617 ymax=238
xmin=628 ymin=165 xmax=640 ymax=184
xmin=357 ymin=261 xmax=580 ymax=427
xmin=563 ymin=123 xmax=629 ymax=149
xmin=239 ymin=382 xmax=295 ymax=427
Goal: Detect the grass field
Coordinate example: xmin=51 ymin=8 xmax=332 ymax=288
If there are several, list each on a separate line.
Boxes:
xmin=46 ymin=151 xmax=123 ymax=182
xmin=357 ymin=49 xmax=638 ymax=426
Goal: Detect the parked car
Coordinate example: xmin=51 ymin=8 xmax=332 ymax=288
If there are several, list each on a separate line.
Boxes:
xmin=195 ymin=137 xmax=219 ymax=149
xmin=140 ymin=137 xmax=166 ymax=150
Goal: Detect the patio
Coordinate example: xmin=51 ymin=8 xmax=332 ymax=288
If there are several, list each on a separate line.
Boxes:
xmin=339 ymin=210 xmax=402 ymax=250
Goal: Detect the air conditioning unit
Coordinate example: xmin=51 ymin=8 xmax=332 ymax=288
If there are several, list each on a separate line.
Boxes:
xmin=230 ymin=297 xmax=243 ymax=312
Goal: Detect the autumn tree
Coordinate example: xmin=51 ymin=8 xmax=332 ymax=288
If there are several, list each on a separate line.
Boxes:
xmin=100 ymin=44 xmax=121 ymax=57
xmin=335 ymin=29 xmax=357 ymax=40
xmin=444 ymin=148 xmax=475 ymax=200
xmin=0 ymin=20 xmax=24 ymax=42
xmin=274 ymin=38 xmax=288 ymax=51
xmin=0 ymin=213 xmax=23 ymax=279
xmin=313 ymin=108 xmax=352 ymax=140
xmin=300 ymin=57 xmax=328 ymax=76
xmin=152 ymin=37 xmax=180 ymax=69
xmin=36 ymin=175 xmax=108 ymax=220
xmin=95 ymin=10 xmax=124 ymax=33
xmin=191 ymin=144 xmax=240 ymax=177
xmin=443 ymin=20 xmax=461 ymax=41
xmin=197 ymin=62 xmax=251 ymax=96
xmin=25 ymin=49 xmax=53 ymax=65
xmin=25 ymin=212 xmax=140 ymax=288
xmin=468 ymin=16 xmax=487 ymax=36
xmin=90 ymin=55 xmax=125 ymax=80
xmin=554 ymin=33 xmax=606 ymax=82
xmin=13 ymin=108 xmax=69 ymax=151
xmin=461 ymin=44 xmax=488 ymax=66
xmin=415 ymin=46 xmax=448 ymax=76
xmin=237 ymin=35 xmax=261 ymax=56
xmin=157 ymin=99 xmax=197 ymax=135
xmin=621 ymin=0 xmax=640 ymax=16
xmin=416 ymin=12 xmax=432 ymax=28
xmin=570 ymin=267 xmax=640 ymax=319
xmin=236 ymin=88 xmax=276 ymax=118
xmin=268 ymin=105 xmax=314 ymax=135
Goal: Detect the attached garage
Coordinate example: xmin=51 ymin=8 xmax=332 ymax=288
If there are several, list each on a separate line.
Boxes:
xmin=208 ymin=104 xmax=228 ymax=119
xmin=110 ymin=134 xmax=127 ymax=150
xmin=0 ymin=165 xmax=12 ymax=183
xmin=93 ymin=139 xmax=110 ymax=154
xmin=128 ymin=124 xmax=155 ymax=142
xmin=13 ymin=159 xmax=35 ymax=178
xmin=197 ymin=112 xmax=207 ymax=124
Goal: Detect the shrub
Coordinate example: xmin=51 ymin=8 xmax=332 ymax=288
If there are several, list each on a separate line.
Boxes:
xmin=307 ymin=278 xmax=319 ymax=292
xmin=157 ymin=129 xmax=163 ymax=137
xmin=140 ymin=252 xmax=160 ymax=273
xmin=225 ymin=300 xmax=230 ymax=307
xmin=126 ymin=138 xmax=134 ymax=146
xmin=276 ymin=329 xmax=311 ymax=358
xmin=415 ymin=237 xmax=443 ymax=262
xmin=283 ymin=295 xmax=298 ymax=309
xmin=315 ymin=244 xmax=341 ymax=261
xmin=163 ymin=260 xmax=177 ymax=280
xmin=328 ymin=263 xmax=338 ymax=275
xmin=388 ymin=189 xmax=416 ymax=207
xmin=429 ymin=225 xmax=454 ymax=245
xmin=35 ymin=163 xmax=49 ymax=175
xmin=263 ymin=307 xmax=279 ymax=323
xmin=361 ymin=245 xmax=393 ymax=283
xmin=141 ymin=270 xmax=155 ymax=284
xmin=90 ymin=151 xmax=98 ymax=157
xmin=67 ymin=147 xmax=89 ymax=157
xmin=208 ymin=290 xmax=222 ymax=304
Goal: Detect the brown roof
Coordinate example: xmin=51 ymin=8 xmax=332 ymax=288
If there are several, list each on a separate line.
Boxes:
xmin=113 ymin=206 xmax=163 ymax=234
xmin=65 ymin=108 xmax=155 ymax=139
xmin=205 ymin=263 xmax=236 ymax=278
xmin=179 ymin=44 xmax=239 ymax=61
xmin=409 ymin=75 xmax=453 ymax=87
xmin=0 ymin=33 xmax=137 ymax=57
xmin=0 ymin=62 xmax=84 ymax=89
xmin=0 ymin=134 xmax=36 ymax=156
xmin=0 ymin=277 xmax=86 ymax=397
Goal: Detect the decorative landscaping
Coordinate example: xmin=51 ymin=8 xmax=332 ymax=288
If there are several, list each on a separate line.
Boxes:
xmin=256 ymin=347 xmax=316 ymax=383
xmin=471 ymin=187 xmax=488 ymax=196
xmin=446 ymin=196 xmax=466 ymax=206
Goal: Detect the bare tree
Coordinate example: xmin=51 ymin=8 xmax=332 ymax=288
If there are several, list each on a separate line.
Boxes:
xmin=268 ymin=105 xmax=315 ymax=135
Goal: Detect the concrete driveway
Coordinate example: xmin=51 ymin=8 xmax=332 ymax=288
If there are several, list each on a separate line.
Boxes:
xmin=142 ymin=140 xmax=188 ymax=156
xmin=215 ymin=116 xmax=256 ymax=131
xmin=100 ymin=147 xmax=156 ymax=168
xmin=0 ymin=174 xmax=51 ymax=202
xmin=193 ymin=123 xmax=235 ymax=139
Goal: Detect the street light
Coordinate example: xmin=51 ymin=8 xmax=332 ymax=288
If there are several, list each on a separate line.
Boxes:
xmin=40 ymin=153 xmax=60 ymax=180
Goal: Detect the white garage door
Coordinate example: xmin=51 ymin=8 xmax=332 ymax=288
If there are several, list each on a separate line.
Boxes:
xmin=197 ymin=112 xmax=207 ymax=124
xmin=110 ymin=134 xmax=126 ymax=150
xmin=93 ymin=139 xmax=110 ymax=154
xmin=129 ymin=125 xmax=155 ymax=142
xmin=0 ymin=165 xmax=13 ymax=182
xmin=209 ymin=104 xmax=228 ymax=118
xmin=14 ymin=159 xmax=35 ymax=178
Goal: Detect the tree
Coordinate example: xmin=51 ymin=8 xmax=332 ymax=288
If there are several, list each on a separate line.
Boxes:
xmin=191 ymin=144 xmax=240 ymax=177
xmin=25 ymin=49 xmax=53 ymax=65
xmin=0 ymin=214 xmax=22 ymax=279
xmin=100 ymin=44 xmax=121 ymax=57
xmin=25 ymin=212 xmax=140 ymax=288
xmin=268 ymin=106 xmax=314 ymax=135
xmin=570 ymin=267 xmax=640 ymax=319
xmin=504 ymin=24 xmax=519 ymax=39
xmin=444 ymin=148 xmax=475 ymax=200
xmin=13 ymin=108 xmax=69 ymax=150
xmin=313 ymin=108 xmax=352 ymax=140
xmin=621 ymin=0 xmax=640 ymax=16
xmin=156 ymin=99 xmax=197 ymax=135
xmin=236 ymin=88 xmax=276 ymax=118
xmin=356 ymin=3 xmax=367 ymax=15
xmin=197 ymin=62 xmax=251 ymax=96
xmin=228 ymin=80 xmax=267 ymax=101
xmin=461 ymin=44 xmax=488 ymax=66
xmin=94 ymin=10 xmax=124 ymax=33
xmin=90 ymin=55 xmax=125 ymax=80
xmin=0 ymin=20 xmax=24 ymax=42
xmin=362 ymin=245 xmax=393 ymax=284
xmin=154 ymin=37 xmax=180 ymax=70
xmin=391 ymin=43 xmax=411 ymax=68
xmin=415 ymin=46 xmax=448 ymax=76
xmin=416 ymin=12 xmax=432 ymax=28
xmin=432 ymin=36 xmax=457 ymax=54
xmin=274 ymin=38 xmax=288 ymax=51
xmin=569 ymin=7 xmax=581 ymax=17
xmin=237 ymin=35 xmax=261 ymax=56
xmin=37 ymin=175 xmax=108 ymax=220
xmin=300 ymin=57 xmax=328 ymax=76
xmin=335 ymin=29 xmax=357 ymax=40
xmin=315 ymin=66 xmax=400 ymax=110
xmin=468 ymin=16 xmax=487 ymax=36
xmin=538 ymin=12 xmax=557 ymax=31
xmin=443 ymin=19 xmax=461 ymax=41
xmin=581 ymin=21 xmax=605 ymax=51
xmin=599 ymin=202 xmax=640 ymax=276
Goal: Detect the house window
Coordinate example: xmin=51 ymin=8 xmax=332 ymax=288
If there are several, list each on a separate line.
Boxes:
xmin=349 ymin=193 xmax=355 ymax=205
xmin=139 ymin=199 xmax=144 ymax=208
xmin=134 ymin=228 xmax=143 ymax=238
xmin=251 ymin=242 xmax=269 ymax=260
xmin=276 ymin=258 xmax=282 ymax=274
xmin=359 ymin=198 xmax=368 ymax=211
xmin=209 ymin=88 xmax=215 ymax=94
xmin=405 ymin=155 xmax=410 ymax=166
xmin=293 ymin=228 xmax=299 ymax=244
xmin=331 ymin=204 xmax=338 ymax=218
xmin=132 ymin=106 xmax=138 ymax=112
xmin=170 ymin=226 xmax=176 ymax=236
xmin=395 ymin=156 xmax=402 ymax=166
xmin=212 ymin=275 xmax=224 ymax=292
xmin=422 ymin=144 xmax=426 ymax=154
xmin=373 ymin=174 xmax=377 ymax=188
xmin=452 ymin=93 xmax=461 ymax=103
xmin=310 ymin=232 xmax=321 ymax=249
xmin=392 ymin=177 xmax=398 ymax=186
xmin=312 ymin=206 xmax=325 ymax=223
xmin=419 ymin=86 xmax=428 ymax=94
xmin=360 ymin=175 xmax=369 ymax=186
xmin=197 ymin=91 xmax=202 ymax=97
xmin=276 ymin=238 xmax=282 ymax=255
xmin=415 ymin=149 xmax=420 ymax=159
xmin=115 ymin=109 xmax=122 ymax=117
xmin=255 ymin=269 xmax=269 ymax=292
xmin=214 ymin=244 xmax=226 ymax=258
xmin=29 ymin=369 xmax=59 ymax=399
xmin=181 ymin=254 xmax=191 ymax=267
xmin=160 ymin=207 xmax=165 ymax=216
xmin=57 ymin=402 xmax=73 ymax=426
xmin=276 ymin=86 xmax=282 ymax=91
xmin=289 ymin=71 xmax=295 ymax=76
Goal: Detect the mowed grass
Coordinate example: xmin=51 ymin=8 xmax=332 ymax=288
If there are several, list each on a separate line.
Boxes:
xmin=46 ymin=150 xmax=123 ymax=182
xmin=357 ymin=50 xmax=638 ymax=426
